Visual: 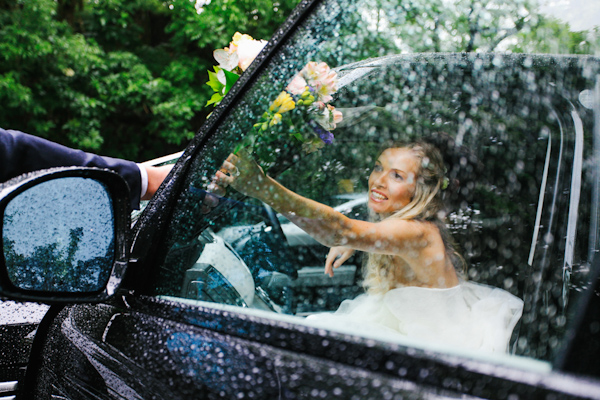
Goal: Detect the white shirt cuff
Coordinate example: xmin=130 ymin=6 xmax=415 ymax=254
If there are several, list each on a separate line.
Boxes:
xmin=137 ymin=164 xmax=148 ymax=198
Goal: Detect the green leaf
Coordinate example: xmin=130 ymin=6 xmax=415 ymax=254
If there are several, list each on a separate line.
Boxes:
xmin=234 ymin=134 xmax=256 ymax=154
xmin=223 ymin=68 xmax=240 ymax=93
xmin=206 ymin=66 xmax=225 ymax=93
xmin=206 ymin=92 xmax=223 ymax=107
xmin=290 ymin=132 xmax=305 ymax=142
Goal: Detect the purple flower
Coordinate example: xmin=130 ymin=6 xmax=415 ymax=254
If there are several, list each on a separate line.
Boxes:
xmin=319 ymin=131 xmax=335 ymax=144
xmin=309 ymin=120 xmax=334 ymax=144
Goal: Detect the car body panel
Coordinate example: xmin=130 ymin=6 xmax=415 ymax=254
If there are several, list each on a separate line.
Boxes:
xmin=27 ymin=294 xmax=600 ymax=399
xmin=0 ymin=301 xmax=47 ymax=396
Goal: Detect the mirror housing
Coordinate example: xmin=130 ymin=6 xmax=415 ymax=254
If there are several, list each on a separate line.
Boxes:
xmin=0 ymin=167 xmax=130 ymax=303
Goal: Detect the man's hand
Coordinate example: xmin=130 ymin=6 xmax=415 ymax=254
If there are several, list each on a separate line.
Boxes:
xmin=142 ymin=165 xmax=173 ymax=200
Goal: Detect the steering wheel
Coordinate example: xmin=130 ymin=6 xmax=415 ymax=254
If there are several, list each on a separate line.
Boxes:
xmin=262 ymin=203 xmax=287 ymax=241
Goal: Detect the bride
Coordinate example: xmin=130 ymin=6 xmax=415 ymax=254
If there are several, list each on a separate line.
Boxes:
xmin=214 ymin=139 xmax=523 ymax=354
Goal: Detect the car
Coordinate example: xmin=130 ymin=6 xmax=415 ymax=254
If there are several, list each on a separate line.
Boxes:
xmin=1 ymin=0 xmax=600 ymax=398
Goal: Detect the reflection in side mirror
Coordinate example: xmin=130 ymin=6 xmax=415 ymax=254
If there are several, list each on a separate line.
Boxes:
xmin=0 ymin=168 xmax=130 ymax=303
xmin=2 ymin=177 xmax=115 ymax=293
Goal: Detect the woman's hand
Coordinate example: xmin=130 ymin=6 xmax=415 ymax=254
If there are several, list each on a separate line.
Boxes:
xmin=202 ymin=149 xmax=268 ymax=214
xmin=325 ymin=246 xmax=355 ymax=277
xmin=215 ymin=149 xmax=267 ymax=199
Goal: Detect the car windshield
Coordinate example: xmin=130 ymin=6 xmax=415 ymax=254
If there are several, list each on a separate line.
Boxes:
xmin=142 ymin=0 xmax=600 ymax=370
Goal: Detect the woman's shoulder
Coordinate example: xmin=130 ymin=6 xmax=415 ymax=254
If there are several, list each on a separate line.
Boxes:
xmin=375 ymin=216 xmax=442 ymax=241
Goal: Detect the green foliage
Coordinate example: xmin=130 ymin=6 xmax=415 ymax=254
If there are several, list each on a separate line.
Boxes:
xmin=165 ymin=0 xmax=297 ymax=52
xmin=204 ymin=66 xmax=240 ymax=107
xmin=4 ymin=229 xmax=113 ymax=292
xmin=509 ymin=16 xmax=600 ymax=55
xmin=0 ymin=0 xmax=298 ymax=161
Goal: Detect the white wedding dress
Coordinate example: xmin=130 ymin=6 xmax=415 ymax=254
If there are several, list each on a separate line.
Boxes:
xmin=306 ymin=281 xmax=524 ymax=354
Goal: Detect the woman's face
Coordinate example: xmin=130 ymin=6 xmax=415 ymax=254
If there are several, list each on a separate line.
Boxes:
xmin=368 ymin=148 xmax=419 ymax=215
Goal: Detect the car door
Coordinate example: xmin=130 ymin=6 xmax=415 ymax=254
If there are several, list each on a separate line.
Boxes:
xmin=17 ymin=0 xmax=600 ymax=399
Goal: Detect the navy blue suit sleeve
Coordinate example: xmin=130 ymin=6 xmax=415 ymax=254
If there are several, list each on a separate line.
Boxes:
xmin=0 ymin=128 xmax=142 ymax=210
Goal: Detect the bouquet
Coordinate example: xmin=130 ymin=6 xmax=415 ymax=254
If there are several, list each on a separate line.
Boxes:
xmin=206 ymin=33 xmax=343 ymax=167
xmin=205 ymin=32 xmax=268 ymax=108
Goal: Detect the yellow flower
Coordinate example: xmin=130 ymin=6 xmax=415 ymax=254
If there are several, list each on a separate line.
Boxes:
xmin=231 ymin=32 xmax=254 ymax=47
xmin=269 ymin=91 xmax=295 ymax=114
xmin=269 ymin=113 xmax=283 ymax=127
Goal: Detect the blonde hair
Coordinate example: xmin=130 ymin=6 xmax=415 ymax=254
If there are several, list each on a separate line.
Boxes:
xmin=362 ymin=141 xmax=466 ymax=293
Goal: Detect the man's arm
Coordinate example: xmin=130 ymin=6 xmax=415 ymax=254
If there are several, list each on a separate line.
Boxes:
xmin=1 ymin=128 xmax=146 ymax=209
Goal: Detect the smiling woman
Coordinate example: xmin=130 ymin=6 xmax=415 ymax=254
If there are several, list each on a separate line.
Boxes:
xmin=214 ymin=143 xmax=456 ymax=287
xmin=211 ymin=136 xmax=523 ymax=353
xmin=367 ymin=147 xmax=419 ymax=215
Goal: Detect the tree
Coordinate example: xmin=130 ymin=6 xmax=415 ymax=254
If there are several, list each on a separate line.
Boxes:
xmin=509 ymin=16 xmax=600 ymax=55
xmin=318 ymin=0 xmax=599 ymax=63
xmin=0 ymin=0 xmax=299 ymax=161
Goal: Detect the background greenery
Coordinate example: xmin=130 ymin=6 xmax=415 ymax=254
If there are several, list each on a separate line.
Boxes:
xmin=0 ymin=0 xmax=300 ymax=161
xmin=0 ymin=0 xmax=597 ymax=161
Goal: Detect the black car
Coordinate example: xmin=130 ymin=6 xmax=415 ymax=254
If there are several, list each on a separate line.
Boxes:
xmin=2 ymin=0 xmax=600 ymax=398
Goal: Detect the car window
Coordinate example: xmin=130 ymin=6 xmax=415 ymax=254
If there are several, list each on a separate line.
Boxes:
xmin=145 ymin=0 xmax=599 ymax=368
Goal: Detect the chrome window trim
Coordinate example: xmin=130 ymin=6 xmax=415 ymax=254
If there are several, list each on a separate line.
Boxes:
xmin=528 ymin=134 xmax=552 ymax=267
xmin=0 ymin=381 xmax=17 ymax=393
xmin=0 ymin=381 xmax=18 ymax=399
xmin=562 ymin=106 xmax=585 ymax=306
xmin=589 ymin=76 xmax=600 ymax=261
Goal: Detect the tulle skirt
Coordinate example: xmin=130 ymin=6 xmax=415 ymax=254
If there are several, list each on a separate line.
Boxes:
xmin=306 ymin=281 xmax=524 ymax=353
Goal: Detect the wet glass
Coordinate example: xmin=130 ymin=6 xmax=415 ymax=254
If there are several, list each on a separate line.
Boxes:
xmin=151 ymin=0 xmax=600 ymax=365
xmin=2 ymin=178 xmax=115 ymax=293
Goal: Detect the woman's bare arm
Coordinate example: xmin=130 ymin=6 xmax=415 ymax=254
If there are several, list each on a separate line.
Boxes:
xmin=215 ymin=151 xmax=433 ymax=256
xmin=215 ymin=150 xmax=458 ymax=287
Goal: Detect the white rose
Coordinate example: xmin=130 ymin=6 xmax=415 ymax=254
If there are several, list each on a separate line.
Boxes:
xmin=236 ymin=37 xmax=268 ymax=71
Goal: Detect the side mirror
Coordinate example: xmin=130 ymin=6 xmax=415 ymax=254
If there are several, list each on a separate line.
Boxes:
xmin=0 ymin=168 xmax=130 ymax=303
